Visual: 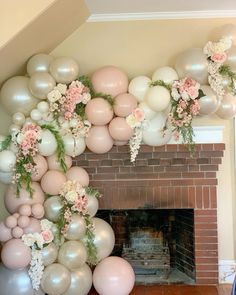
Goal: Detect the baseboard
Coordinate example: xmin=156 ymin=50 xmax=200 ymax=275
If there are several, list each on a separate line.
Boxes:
xmin=219 ymin=260 xmax=236 ymax=283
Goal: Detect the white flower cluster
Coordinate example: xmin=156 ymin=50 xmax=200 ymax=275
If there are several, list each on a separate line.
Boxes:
xmin=28 ymin=249 xmax=44 ymax=290
xmin=129 ymin=127 xmax=143 ymax=163
xmin=204 ymin=37 xmax=232 ymax=57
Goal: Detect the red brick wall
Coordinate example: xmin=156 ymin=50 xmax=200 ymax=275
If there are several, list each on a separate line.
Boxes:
xmin=74 ymin=143 xmax=225 ymax=285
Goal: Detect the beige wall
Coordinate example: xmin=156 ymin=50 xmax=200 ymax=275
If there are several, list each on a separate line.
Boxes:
xmin=52 ymin=18 xmax=236 ymax=261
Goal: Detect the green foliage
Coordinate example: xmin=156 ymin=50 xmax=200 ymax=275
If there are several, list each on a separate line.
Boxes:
xmin=150 ymin=80 xmax=171 ymax=91
xmin=0 ymin=135 xmax=12 ymax=151
xmin=219 ymin=65 xmax=236 ymax=96
xmin=84 ymin=215 xmax=98 ymax=265
xmin=85 ymin=186 xmax=101 ymax=198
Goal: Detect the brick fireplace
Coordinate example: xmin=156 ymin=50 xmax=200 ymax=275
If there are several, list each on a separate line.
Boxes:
xmin=74 ymin=143 xmax=225 ymax=285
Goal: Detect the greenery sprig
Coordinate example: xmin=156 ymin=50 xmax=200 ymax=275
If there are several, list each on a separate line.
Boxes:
xmin=219 ymin=65 xmax=236 ymax=96
xmin=85 ymin=186 xmax=101 ymax=199
xmin=149 ymin=79 xmax=171 ymax=91
xmin=84 ymin=214 xmax=98 ymax=265
xmin=0 ymin=135 xmax=12 ymax=151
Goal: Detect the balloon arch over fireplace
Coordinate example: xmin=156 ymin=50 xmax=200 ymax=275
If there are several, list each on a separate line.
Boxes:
xmin=0 ymin=23 xmax=235 ymax=295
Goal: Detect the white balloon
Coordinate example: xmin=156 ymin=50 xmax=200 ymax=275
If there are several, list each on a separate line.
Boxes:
xmin=38 ymin=129 xmax=58 ymax=156
xmin=138 ymin=101 xmax=156 ymax=120
xmin=63 ymin=134 xmax=86 ymax=157
xmin=142 ymin=113 xmax=172 ymax=146
xmin=145 ymin=86 xmax=171 ymax=112
xmin=128 ymin=76 xmax=151 ymax=102
xmin=0 ymin=150 xmax=16 ymax=172
xmin=9 ymin=142 xmax=19 ymax=154
xmin=37 ymin=101 xmax=49 ymax=113
xmin=0 ymin=171 xmax=13 ymax=184
xmin=30 ymin=109 xmax=42 ymax=121
xmin=12 ymin=112 xmax=25 ymax=126
xmin=152 ymin=66 xmax=178 ymax=84
xmin=9 ymin=124 xmax=20 ymax=135
xmin=24 ymin=117 xmax=35 ymax=126
xmin=86 ymin=195 xmax=99 ymax=217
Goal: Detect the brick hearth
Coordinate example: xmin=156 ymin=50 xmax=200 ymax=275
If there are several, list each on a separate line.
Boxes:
xmin=75 ymin=143 xmax=225 ymax=285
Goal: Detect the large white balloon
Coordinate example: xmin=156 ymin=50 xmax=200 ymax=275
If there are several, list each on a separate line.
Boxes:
xmin=138 ymin=101 xmax=156 ymax=120
xmin=29 ymin=72 xmax=56 ymax=100
xmin=63 ymin=134 xmax=86 ymax=157
xmin=199 ymin=85 xmax=220 ymax=116
xmin=128 ymin=76 xmax=151 ymax=102
xmin=38 ymin=129 xmax=57 ymax=156
xmin=216 ymin=93 xmax=236 ymax=119
xmin=152 ymin=66 xmax=178 ymax=84
xmin=27 ymin=53 xmax=53 ymax=76
xmin=145 ymin=86 xmax=171 ymax=112
xmin=0 ymin=150 xmax=16 ymax=172
xmin=142 ymin=113 xmax=172 ymax=146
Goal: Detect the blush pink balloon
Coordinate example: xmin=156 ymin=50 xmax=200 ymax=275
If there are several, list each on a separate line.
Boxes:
xmin=47 ymin=154 xmax=72 ymax=171
xmin=12 ymin=226 xmax=24 ymax=238
xmin=41 ymin=170 xmax=67 ymax=195
xmin=86 ymin=126 xmax=114 ymax=154
xmin=13 ymin=213 xmax=20 ymax=219
xmin=114 ymin=93 xmax=138 ymax=117
xmin=91 ymin=66 xmax=128 ymax=97
xmin=17 ymin=216 xmax=30 ymax=228
xmin=31 ymin=154 xmax=48 ymax=181
xmin=19 ymin=204 xmax=32 ymax=216
xmin=23 ymin=217 xmax=41 ymax=234
xmin=85 ymin=98 xmax=114 ymax=125
xmin=114 ymin=140 xmax=128 ymax=146
xmin=0 ymin=222 xmax=12 ymax=242
xmin=93 ymin=256 xmax=135 ymax=295
xmin=4 ymin=182 xmax=45 ymax=214
xmin=31 ymin=203 xmax=45 ymax=219
xmin=109 ymin=117 xmax=133 ymax=141
xmin=66 ymin=166 xmax=89 ymax=186
xmin=1 ymin=239 xmax=31 ymax=270
xmin=5 ymin=215 xmax=17 ymax=229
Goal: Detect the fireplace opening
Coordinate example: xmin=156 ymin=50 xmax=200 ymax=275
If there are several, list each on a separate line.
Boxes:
xmin=97 ymin=209 xmax=195 ymax=284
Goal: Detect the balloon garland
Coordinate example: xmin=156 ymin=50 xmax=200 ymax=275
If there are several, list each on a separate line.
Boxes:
xmin=0 ymin=24 xmax=236 ymax=295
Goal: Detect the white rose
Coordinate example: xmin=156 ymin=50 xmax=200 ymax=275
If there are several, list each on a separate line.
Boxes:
xmin=126 ymin=114 xmax=137 ymax=129
xmin=65 ymin=191 xmax=78 ymax=203
xmin=22 ymin=233 xmax=36 ymax=247
xmin=47 ymin=90 xmax=62 ymax=102
xmin=40 ymin=219 xmax=53 ymax=231
xmin=55 ymin=83 xmax=67 ymax=95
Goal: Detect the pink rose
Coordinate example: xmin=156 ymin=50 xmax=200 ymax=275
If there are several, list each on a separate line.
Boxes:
xmin=211 ymin=52 xmax=227 ymax=63
xmin=41 ymin=230 xmax=54 ymax=244
xmin=133 ymin=108 xmax=145 ymax=122
xmin=187 ymin=87 xmax=199 ymax=100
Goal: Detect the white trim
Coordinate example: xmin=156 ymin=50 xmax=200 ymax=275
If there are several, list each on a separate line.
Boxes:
xmin=87 ymin=10 xmax=236 ymax=22
xmin=219 ymin=259 xmax=236 ymax=283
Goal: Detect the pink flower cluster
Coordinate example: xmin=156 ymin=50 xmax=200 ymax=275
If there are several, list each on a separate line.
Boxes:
xmin=16 ymin=124 xmax=41 ymax=156
xmin=172 ymin=77 xmax=200 ymax=101
xmin=203 ymin=37 xmax=231 ymax=65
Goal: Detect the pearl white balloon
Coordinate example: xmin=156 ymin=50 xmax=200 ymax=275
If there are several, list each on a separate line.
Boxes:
xmin=128 ymin=76 xmax=151 ymax=102
xmin=152 ymin=66 xmax=178 ymax=84
xmin=142 ymin=113 xmax=172 ymax=146
xmin=138 ymin=101 xmax=156 ymax=120
xmin=38 ymin=129 xmax=58 ymax=156
xmin=0 ymin=171 xmax=13 ymax=184
xmin=27 ymin=53 xmax=53 ymax=76
xmin=0 ymin=150 xmax=16 ymax=172
xmin=226 ymin=45 xmax=236 ymax=71
xmin=29 ymin=72 xmax=56 ymax=100
xmin=63 ymin=134 xmax=86 ymax=157
xmin=30 ymin=109 xmax=42 ymax=121
xmin=41 ymin=243 xmax=58 ymax=266
xmin=145 ymin=86 xmax=171 ymax=112
xmin=24 ymin=117 xmax=35 ymax=126
xmin=9 ymin=124 xmax=20 ymax=135
xmin=216 ymin=93 xmax=236 ymax=119
xmin=199 ymin=85 xmax=220 ymax=115
xmin=86 ymin=195 xmax=99 ymax=217
xmin=12 ymin=112 xmax=25 ymax=126
xmin=65 ymin=214 xmax=86 ymax=241
xmin=37 ymin=101 xmax=49 ymax=113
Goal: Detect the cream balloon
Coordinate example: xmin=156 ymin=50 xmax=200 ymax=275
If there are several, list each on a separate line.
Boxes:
xmin=0 ymin=76 xmax=39 ymax=115
xmin=65 ymin=214 xmax=86 ymax=241
xmin=86 ymin=195 xmax=99 ymax=217
xmin=152 ymin=66 xmax=178 ymax=84
xmin=30 ymin=109 xmax=42 ymax=121
xmin=199 ymin=85 xmax=220 ymax=115
xmin=226 ymin=45 xmax=236 ymax=71
xmin=50 ymin=57 xmax=79 ymax=84
xmin=175 ymin=48 xmax=208 ymax=84
xmin=210 ymin=23 xmax=236 ymax=45
xmin=63 ymin=264 xmax=93 ymax=295
xmin=138 ymin=101 xmax=156 ymax=120
xmin=41 ymin=243 xmax=58 ymax=266
xmin=41 ymin=263 xmax=71 ymax=295
xmin=38 ymin=129 xmax=57 ymax=156
xmin=128 ymin=76 xmax=151 ymax=102
xmin=37 ymin=101 xmax=49 ymax=113
xmin=62 ymin=134 xmax=86 ymax=157
xmin=27 ymin=53 xmax=53 ymax=76
xmin=145 ymin=86 xmax=171 ymax=112
xmin=58 ymin=241 xmax=87 ymax=271
xmin=29 ymin=72 xmax=56 ymax=100
xmin=0 ymin=150 xmax=16 ymax=172
xmin=216 ymin=93 xmax=236 ymax=119
xmin=44 ymin=196 xmax=64 ymax=222
xmin=142 ymin=113 xmax=172 ymax=146
xmin=0 ymin=171 xmax=13 ymax=184
xmin=12 ymin=112 xmax=25 ymax=126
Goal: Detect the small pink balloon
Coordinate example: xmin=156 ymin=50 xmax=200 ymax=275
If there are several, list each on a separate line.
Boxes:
xmin=66 ymin=166 xmax=89 ymax=186
xmin=17 ymin=216 xmax=30 ymax=228
xmin=114 ymin=93 xmax=138 ymax=117
xmin=91 ymin=66 xmax=128 ymax=97
xmin=32 ymin=154 xmax=48 ymax=181
xmin=19 ymin=204 xmax=32 ymax=216
xmin=5 ymin=216 xmax=17 ymax=229
xmin=0 ymin=222 xmax=12 ymax=242
xmin=23 ymin=217 xmax=41 ymax=234
xmin=12 ymin=226 xmax=24 ymax=238
xmin=41 ymin=170 xmax=67 ymax=195
xmin=114 ymin=140 xmax=128 ymax=146
xmin=109 ymin=117 xmax=133 ymax=141
xmin=31 ymin=203 xmax=45 ymax=219
xmin=86 ymin=126 xmax=114 ymax=154
xmin=13 ymin=213 xmax=20 ymax=219
xmin=85 ymin=98 xmax=114 ymax=125
xmin=4 ymin=182 xmax=45 ymax=214
xmin=1 ymin=238 xmax=31 ymax=270
xmin=47 ymin=154 xmax=72 ymax=171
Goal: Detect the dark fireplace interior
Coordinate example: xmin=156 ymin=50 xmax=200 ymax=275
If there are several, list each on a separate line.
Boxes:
xmin=97 ymin=209 xmax=195 ymax=284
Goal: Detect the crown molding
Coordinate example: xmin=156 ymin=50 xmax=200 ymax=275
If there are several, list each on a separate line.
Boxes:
xmin=87 ymin=10 xmax=236 ymax=22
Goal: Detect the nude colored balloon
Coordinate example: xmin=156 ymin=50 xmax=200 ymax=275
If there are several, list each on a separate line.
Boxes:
xmin=128 ymin=76 xmax=151 ymax=102
xmin=4 ymin=182 xmax=45 ymax=214
xmin=1 ymin=239 xmax=31 ymax=270
xmin=41 ymin=243 xmax=58 ymax=266
xmin=86 ymin=126 xmax=114 ymax=154
xmin=12 ymin=226 xmax=24 ymax=239
xmin=0 ymin=76 xmax=39 ymax=115
xmin=63 ymin=135 xmax=86 ymax=157
xmin=23 ymin=217 xmax=41 ymax=234
xmin=27 ymin=53 xmax=53 ymax=76
xmin=152 ymin=66 xmax=178 ymax=84
xmin=0 ymin=150 xmax=16 ymax=172
xmin=0 ymin=222 xmax=12 ymax=242
xmin=85 ymin=98 xmax=113 ymax=125
xmin=31 ymin=154 xmax=48 ymax=181
xmin=50 ymin=57 xmax=79 ymax=84
xmin=31 ymin=203 xmax=45 ymax=219
xmin=38 ymin=129 xmax=58 ymax=157
xmin=41 ymin=170 xmax=67 ymax=195
xmin=17 ymin=216 xmax=30 ymax=228
xmin=216 ymin=93 xmax=236 ymax=119
xmin=5 ymin=215 xmax=17 ymax=228
xmin=44 ymin=196 xmax=64 ymax=222
xmin=29 ymin=72 xmax=56 ymax=100
xmin=66 ymin=166 xmax=89 ymax=186
xmin=114 ymin=140 xmax=128 ymax=146
xmin=145 ymin=86 xmax=171 ymax=112
xmin=47 ymin=154 xmax=72 ymax=171
xmin=113 ymin=93 xmax=138 ymax=117
xmin=138 ymin=101 xmax=156 ymax=120
xmin=19 ymin=205 xmax=32 ymax=216
xmin=91 ymin=66 xmax=128 ymax=97
xmin=109 ymin=117 xmax=133 ymax=141
xmin=93 ymin=256 xmax=135 ymax=295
